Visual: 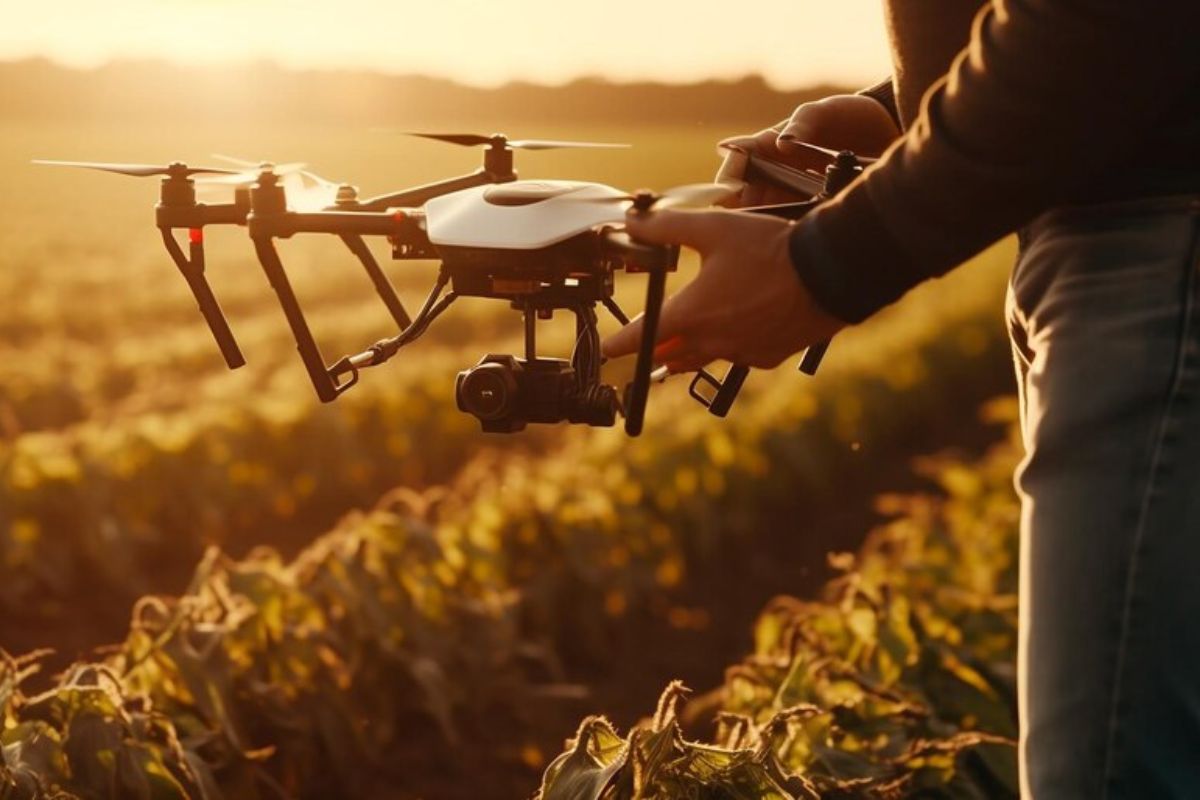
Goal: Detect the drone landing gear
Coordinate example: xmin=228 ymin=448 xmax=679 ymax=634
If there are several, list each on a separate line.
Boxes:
xmin=612 ymin=243 xmax=752 ymax=433
xmin=252 ymin=236 xmax=360 ymax=401
xmin=688 ymin=364 xmax=750 ymax=418
xmin=160 ymin=228 xmax=245 ymax=370
xmin=340 ymin=233 xmax=411 ymax=330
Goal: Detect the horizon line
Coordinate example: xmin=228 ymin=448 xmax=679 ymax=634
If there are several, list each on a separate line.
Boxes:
xmin=0 ymin=54 xmax=856 ymax=94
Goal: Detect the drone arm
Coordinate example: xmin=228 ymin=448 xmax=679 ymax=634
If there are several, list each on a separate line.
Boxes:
xmin=598 ymin=229 xmax=676 ymax=269
xmin=156 ymin=202 xmax=246 ymax=229
xmin=160 ymin=229 xmax=245 ymax=369
xmin=249 ymin=210 xmax=405 ymax=238
xmin=356 ymin=169 xmax=512 ymax=212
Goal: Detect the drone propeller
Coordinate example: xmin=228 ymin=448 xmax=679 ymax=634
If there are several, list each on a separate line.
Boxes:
xmin=197 ymin=154 xmax=342 ymax=211
xmin=202 ymin=155 xmax=310 ymax=185
xmin=32 ymin=160 xmax=241 ymax=178
xmin=578 ymin=182 xmax=741 ymax=212
xmin=404 ymin=132 xmax=630 ymax=150
xmin=287 ymin=171 xmax=342 ymax=212
xmin=210 ymin=154 xmax=300 ymax=170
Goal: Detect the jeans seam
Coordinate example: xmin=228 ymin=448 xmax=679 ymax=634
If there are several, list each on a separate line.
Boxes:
xmin=1099 ymin=214 xmax=1200 ymax=798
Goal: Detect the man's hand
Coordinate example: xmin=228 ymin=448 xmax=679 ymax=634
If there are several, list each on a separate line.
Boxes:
xmin=723 ymin=94 xmax=900 ymax=207
xmin=602 ymin=210 xmax=844 ymax=372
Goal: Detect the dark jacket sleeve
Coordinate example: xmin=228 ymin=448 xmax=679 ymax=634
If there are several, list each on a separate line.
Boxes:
xmin=790 ymin=0 xmax=1200 ymax=323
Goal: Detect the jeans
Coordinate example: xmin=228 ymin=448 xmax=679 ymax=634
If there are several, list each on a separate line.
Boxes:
xmin=1007 ymin=195 xmax=1200 ymax=798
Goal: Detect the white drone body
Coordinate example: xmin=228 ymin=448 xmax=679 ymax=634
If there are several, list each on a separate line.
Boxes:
xmin=422 ymin=180 xmax=632 ymax=250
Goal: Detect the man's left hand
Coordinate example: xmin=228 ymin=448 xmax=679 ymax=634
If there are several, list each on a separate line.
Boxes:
xmin=602 ymin=209 xmax=844 ymax=372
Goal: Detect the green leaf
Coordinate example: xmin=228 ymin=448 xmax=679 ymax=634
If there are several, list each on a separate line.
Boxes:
xmin=536 ymin=717 xmax=628 ymax=800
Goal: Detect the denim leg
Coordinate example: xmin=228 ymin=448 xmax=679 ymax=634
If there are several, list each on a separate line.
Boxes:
xmin=1008 ymin=230 xmax=1034 ymax=443
xmin=1009 ymin=197 xmax=1200 ymax=799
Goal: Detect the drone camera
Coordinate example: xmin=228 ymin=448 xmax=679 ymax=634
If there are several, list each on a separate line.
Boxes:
xmin=456 ymin=354 xmax=619 ymax=433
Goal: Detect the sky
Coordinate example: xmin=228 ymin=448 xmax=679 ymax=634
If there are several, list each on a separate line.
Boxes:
xmin=2 ymin=0 xmax=892 ymax=88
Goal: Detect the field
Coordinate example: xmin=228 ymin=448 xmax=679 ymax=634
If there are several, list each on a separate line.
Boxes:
xmin=0 ymin=112 xmax=1021 ymax=799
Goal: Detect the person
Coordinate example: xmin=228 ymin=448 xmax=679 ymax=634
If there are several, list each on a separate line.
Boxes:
xmin=602 ymin=2 xmax=1200 ymax=797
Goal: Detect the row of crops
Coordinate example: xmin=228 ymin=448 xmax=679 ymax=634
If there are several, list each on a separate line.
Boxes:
xmin=2 ymin=277 xmax=1022 ymax=798
xmin=0 ymin=246 xmax=1010 ymax=635
xmin=0 ymin=400 xmax=1022 ymax=799
xmin=0 ymin=350 xmax=547 ymax=622
xmin=537 ymin=407 xmax=1021 ymax=798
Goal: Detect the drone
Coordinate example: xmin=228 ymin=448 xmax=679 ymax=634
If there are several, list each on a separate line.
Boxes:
xmin=35 ymin=133 xmax=870 ymax=436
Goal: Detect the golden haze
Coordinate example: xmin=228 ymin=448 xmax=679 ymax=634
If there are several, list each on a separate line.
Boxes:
xmin=1 ymin=0 xmax=891 ymax=89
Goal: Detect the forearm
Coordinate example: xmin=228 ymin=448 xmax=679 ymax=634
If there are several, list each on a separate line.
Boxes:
xmin=793 ymin=0 xmax=1200 ymax=323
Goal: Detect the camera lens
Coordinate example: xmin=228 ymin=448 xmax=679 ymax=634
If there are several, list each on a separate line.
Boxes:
xmin=457 ymin=362 xmax=518 ymax=421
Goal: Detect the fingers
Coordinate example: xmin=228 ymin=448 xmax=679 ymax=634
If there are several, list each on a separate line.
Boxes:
xmin=653 ymin=335 xmax=715 ymax=374
xmin=776 ymin=102 xmax=839 ymax=168
xmin=602 ymin=282 xmax=691 ymax=359
xmin=602 ymin=313 xmax=714 ymax=371
xmin=718 ymin=119 xmax=819 ymax=207
xmin=776 ymin=104 xmax=819 ymax=150
xmin=623 ymin=208 xmax=725 ymax=253
xmin=662 ymin=356 xmax=711 ymax=375
xmin=716 ymin=133 xmax=761 ymax=154
xmin=715 ymin=145 xmax=795 ymax=209
xmin=747 ymin=127 xmax=789 ymax=162
xmin=653 ymin=332 xmax=713 ymax=371
xmin=602 ymin=314 xmax=645 ymax=360
xmin=604 ymin=312 xmax=790 ymax=371
xmin=716 ymin=118 xmax=785 ymax=157
xmin=779 ymin=94 xmax=902 ymax=159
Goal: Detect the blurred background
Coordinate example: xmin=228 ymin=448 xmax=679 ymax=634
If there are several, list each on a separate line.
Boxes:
xmin=0 ymin=4 xmax=1021 ymax=799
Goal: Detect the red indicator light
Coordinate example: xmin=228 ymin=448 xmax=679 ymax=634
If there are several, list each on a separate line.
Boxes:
xmin=393 ymin=211 xmax=406 ymax=222
xmin=188 ymin=228 xmax=204 ymax=244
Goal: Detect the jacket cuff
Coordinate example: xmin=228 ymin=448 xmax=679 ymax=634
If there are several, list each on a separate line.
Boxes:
xmin=787 ymin=192 xmax=926 ymax=324
xmin=857 ymin=78 xmax=901 ymax=130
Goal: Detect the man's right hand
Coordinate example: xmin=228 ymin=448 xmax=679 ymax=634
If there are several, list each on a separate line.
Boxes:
xmin=721 ymin=93 xmax=901 ymax=207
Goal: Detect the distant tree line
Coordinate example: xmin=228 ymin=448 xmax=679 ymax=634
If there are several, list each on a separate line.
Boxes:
xmin=0 ymin=58 xmax=842 ymax=126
